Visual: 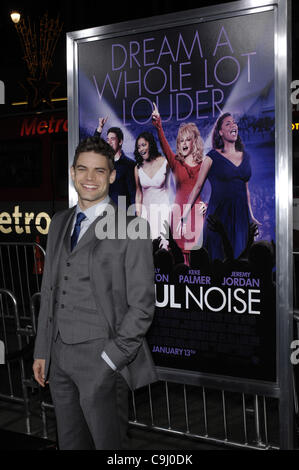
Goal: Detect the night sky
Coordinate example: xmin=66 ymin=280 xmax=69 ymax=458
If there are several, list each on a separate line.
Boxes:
xmin=0 ymin=0 xmax=297 ymax=106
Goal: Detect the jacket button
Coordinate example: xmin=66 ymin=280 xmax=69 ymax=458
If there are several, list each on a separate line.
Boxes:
xmin=64 ymin=276 xmax=68 ymax=280
xmin=49 ymin=317 xmax=52 ymax=323
xmin=61 ymin=304 xmax=65 ymax=309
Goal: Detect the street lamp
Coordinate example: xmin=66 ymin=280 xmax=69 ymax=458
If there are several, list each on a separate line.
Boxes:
xmin=10 ymin=11 xmax=21 ymax=24
xmin=10 ymin=10 xmax=63 ymax=109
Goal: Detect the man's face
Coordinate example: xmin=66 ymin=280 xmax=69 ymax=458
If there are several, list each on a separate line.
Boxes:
xmin=71 ymin=151 xmax=116 ymax=209
xmin=107 ymin=132 xmax=122 ymax=154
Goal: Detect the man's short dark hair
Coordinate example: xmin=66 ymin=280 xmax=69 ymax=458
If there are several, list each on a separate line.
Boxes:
xmin=73 ymin=136 xmax=115 ymax=171
xmin=107 ymin=127 xmax=124 ymax=143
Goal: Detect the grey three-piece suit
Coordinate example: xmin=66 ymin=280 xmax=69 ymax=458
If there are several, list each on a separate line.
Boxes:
xmin=34 ymin=201 xmax=157 ymax=449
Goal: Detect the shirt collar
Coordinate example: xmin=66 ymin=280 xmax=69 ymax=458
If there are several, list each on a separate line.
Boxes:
xmin=76 ymin=195 xmax=110 ymax=223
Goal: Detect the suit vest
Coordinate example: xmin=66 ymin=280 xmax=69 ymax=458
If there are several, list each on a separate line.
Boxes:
xmin=53 ymin=218 xmax=109 ymax=344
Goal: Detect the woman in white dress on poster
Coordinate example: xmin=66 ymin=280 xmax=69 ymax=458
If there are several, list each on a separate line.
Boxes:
xmin=134 ymin=131 xmax=170 ymax=244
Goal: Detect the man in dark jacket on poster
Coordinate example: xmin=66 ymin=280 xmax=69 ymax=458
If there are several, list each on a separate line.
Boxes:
xmin=94 ymin=117 xmax=136 ymax=208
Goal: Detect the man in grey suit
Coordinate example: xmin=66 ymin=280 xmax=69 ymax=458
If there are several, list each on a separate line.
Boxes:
xmin=33 ymin=136 xmax=157 ymax=450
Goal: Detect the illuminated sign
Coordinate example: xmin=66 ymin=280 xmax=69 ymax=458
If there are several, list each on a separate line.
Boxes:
xmin=20 ymin=116 xmax=68 ymax=136
xmin=0 ymin=205 xmax=51 ymax=235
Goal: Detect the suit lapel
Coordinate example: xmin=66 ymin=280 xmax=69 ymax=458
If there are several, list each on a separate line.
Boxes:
xmin=72 ymin=200 xmax=118 ymax=253
xmin=52 ymin=207 xmax=76 ymax=282
xmin=52 ymin=201 xmax=118 ymax=331
xmin=89 ymin=201 xmax=118 ymax=333
xmin=71 ymin=216 xmax=101 ymax=252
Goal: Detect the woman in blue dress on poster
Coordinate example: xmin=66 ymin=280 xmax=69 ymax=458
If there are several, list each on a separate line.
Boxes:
xmin=180 ymin=113 xmax=260 ymax=262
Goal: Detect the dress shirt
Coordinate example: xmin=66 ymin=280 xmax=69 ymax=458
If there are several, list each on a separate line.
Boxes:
xmin=71 ymin=196 xmax=110 ymax=243
xmin=71 ymin=196 xmax=116 ymax=371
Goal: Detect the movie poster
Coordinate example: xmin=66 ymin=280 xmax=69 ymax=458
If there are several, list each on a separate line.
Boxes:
xmin=77 ymin=8 xmax=276 ymax=381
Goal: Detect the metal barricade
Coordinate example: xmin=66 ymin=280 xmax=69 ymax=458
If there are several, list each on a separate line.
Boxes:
xmin=29 ymin=373 xmax=281 ymax=449
xmin=0 ymin=288 xmax=38 ymax=434
xmin=0 ymin=241 xmax=45 ymax=434
xmin=122 ymin=251 xmax=295 ymax=450
xmin=0 ymin=242 xmax=45 ymax=320
xmin=37 ymin=380 xmax=279 ymax=448
xmin=129 ymin=381 xmax=279 ymax=450
xmin=0 ymin=245 xmax=297 ymax=450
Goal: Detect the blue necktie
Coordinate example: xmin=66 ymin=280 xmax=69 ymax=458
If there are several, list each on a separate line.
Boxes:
xmin=71 ymin=212 xmax=86 ymax=251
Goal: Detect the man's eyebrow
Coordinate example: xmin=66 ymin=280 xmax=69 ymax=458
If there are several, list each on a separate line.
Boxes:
xmin=75 ymin=164 xmax=107 ymax=170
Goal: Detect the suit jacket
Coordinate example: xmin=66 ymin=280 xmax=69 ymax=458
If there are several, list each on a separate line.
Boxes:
xmin=34 ymin=201 xmax=157 ymax=390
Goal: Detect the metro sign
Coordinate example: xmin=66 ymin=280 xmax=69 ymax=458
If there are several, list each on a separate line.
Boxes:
xmin=20 ymin=115 xmax=68 ymax=136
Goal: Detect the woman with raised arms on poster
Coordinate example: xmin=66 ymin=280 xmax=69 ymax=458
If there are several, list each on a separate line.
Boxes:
xmin=151 ymin=102 xmax=206 ymax=262
xmin=180 ymin=112 xmax=261 ymax=262
xmin=134 ymin=131 xmax=170 ymax=247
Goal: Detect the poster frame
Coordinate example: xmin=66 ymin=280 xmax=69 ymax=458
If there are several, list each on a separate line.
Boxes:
xmin=66 ymin=0 xmax=293 ymax=446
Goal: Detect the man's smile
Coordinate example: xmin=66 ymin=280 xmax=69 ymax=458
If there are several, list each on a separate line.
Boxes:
xmin=82 ymin=184 xmax=98 ymax=190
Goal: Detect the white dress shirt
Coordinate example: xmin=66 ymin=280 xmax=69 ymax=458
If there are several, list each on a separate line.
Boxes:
xmin=72 ymin=196 xmax=110 ymax=243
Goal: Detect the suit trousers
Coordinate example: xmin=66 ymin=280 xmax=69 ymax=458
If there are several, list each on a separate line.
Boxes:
xmin=49 ymin=334 xmax=129 ymax=450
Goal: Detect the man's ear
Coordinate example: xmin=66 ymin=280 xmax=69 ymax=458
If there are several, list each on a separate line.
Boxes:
xmin=70 ymin=165 xmax=75 ymax=182
xmin=109 ymin=169 xmax=116 ymax=185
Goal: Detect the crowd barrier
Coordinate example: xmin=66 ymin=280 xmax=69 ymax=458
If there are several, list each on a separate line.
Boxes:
xmin=0 ymin=242 xmax=44 ymax=320
xmin=0 ymin=243 xmax=297 ymax=449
